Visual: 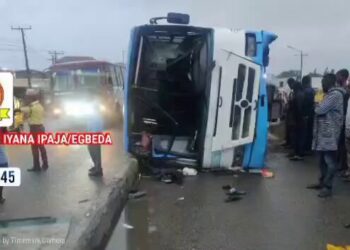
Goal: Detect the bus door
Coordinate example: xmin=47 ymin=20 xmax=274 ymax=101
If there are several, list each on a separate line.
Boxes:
xmin=114 ymin=65 xmax=125 ymax=107
xmin=212 ymin=53 xmax=261 ymax=152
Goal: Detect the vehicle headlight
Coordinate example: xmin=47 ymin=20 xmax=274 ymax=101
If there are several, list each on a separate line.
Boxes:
xmin=53 ymin=108 xmax=62 ymax=115
xmin=63 ymin=101 xmax=94 ymax=116
xmin=99 ymin=104 xmax=106 ymax=112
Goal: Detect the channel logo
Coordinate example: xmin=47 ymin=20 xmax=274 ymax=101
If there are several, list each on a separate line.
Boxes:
xmin=0 ymin=73 xmax=13 ymax=127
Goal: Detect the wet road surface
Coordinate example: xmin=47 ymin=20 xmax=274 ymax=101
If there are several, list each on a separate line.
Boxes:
xmin=0 ymin=120 xmax=124 ymax=219
xmin=0 ymin=119 xmax=125 ymax=249
xmin=108 ymin=150 xmax=350 ymax=250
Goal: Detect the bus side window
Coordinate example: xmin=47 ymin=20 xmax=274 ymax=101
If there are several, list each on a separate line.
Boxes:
xmin=120 ymin=66 xmax=125 ymax=89
xmin=115 ymin=66 xmax=124 ymax=88
xmin=107 ymin=65 xmax=117 ymax=87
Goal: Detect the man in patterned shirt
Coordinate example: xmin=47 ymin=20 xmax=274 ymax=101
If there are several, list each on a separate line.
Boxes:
xmin=307 ymin=74 xmax=345 ymax=198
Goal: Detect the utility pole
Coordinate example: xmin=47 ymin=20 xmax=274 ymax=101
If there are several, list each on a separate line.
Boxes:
xmin=48 ymin=50 xmax=64 ymax=65
xmin=11 ymin=26 xmax=32 ymax=88
xmin=122 ymin=50 xmax=125 ymax=64
xmin=287 ymin=45 xmax=308 ymax=81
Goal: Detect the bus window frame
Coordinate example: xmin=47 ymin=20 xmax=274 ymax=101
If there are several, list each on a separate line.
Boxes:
xmin=115 ymin=66 xmax=124 ymax=89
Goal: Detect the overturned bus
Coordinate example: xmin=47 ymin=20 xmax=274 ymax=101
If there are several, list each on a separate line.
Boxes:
xmin=124 ymin=13 xmax=277 ymax=169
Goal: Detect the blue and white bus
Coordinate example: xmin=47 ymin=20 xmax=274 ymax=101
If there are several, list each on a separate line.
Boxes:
xmin=124 ymin=13 xmax=277 ymax=169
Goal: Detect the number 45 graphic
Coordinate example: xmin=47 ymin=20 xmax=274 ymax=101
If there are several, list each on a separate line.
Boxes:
xmin=1 ymin=170 xmax=15 ymax=183
xmin=0 ymin=168 xmax=21 ymax=186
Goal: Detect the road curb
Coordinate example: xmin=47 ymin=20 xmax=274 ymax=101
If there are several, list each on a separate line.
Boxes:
xmin=61 ymin=156 xmax=139 ymax=250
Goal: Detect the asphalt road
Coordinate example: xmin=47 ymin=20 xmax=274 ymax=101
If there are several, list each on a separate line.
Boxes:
xmin=108 ymin=146 xmax=350 ymax=250
xmin=0 ymin=118 xmax=125 ymax=249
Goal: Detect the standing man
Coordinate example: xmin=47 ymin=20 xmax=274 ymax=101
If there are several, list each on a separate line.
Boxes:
xmin=87 ymin=93 xmax=104 ymax=177
xmin=22 ymin=89 xmax=48 ymax=172
xmin=307 ymin=74 xmax=345 ymax=197
xmin=282 ymin=78 xmax=296 ymax=148
xmin=290 ymin=81 xmax=306 ymax=161
xmin=345 ymin=97 xmax=350 ymax=182
xmin=302 ymin=75 xmax=315 ymax=153
xmin=336 ymin=69 xmax=349 ymax=174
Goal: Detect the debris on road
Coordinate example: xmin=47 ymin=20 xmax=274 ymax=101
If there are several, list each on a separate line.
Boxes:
xmin=129 ymin=191 xmax=147 ymax=200
xmin=222 ymin=185 xmax=246 ymax=203
xmin=78 ymin=199 xmax=90 ymax=204
xmin=262 ymin=169 xmax=275 ymax=178
xmin=158 ymin=169 xmax=184 ymax=185
xmin=177 ymin=197 xmax=185 ymax=201
xmin=182 ymin=167 xmax=198 ymax=176
xmin=161 ymin=174 xmax=173 ymax=184
xmin=230 ymin=166 xmax=244 ymax=172
xmin=344 ymin=223 xmax=350 ymax=229
xmin=226 ymin=188 xmax=247 ymax=196
xmin=122 ymin=223 xmax=134 ymax=229
xmin=225 ymin=196 xmax=242 ymax=203
xmin=248 ymin=169 xmax=262 ymax=174
xmin=148 ymin=225 xmax=157 ymax=233
xmin=222 ymin=185 xmax=247 ymax=196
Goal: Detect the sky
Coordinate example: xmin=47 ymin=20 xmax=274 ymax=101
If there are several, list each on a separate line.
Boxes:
xmin=0 ymin=0 xmax=349 ymax=75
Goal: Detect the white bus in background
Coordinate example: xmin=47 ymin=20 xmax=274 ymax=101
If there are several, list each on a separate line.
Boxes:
xmin=46 ymin=59 xmax=125 ymax=122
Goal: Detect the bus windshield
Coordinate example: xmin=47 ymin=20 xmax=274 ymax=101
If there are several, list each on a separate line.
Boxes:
xmin=51 ymin=65 xmax=117 ymax=92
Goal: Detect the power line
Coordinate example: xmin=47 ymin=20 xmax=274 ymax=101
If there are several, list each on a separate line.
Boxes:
xmin=11 ymin=26 xmax=32 ymax=88
xmin=0 ymin=42 xmax=21 ymax=47
xmin=48 ymin=50 xmax=64 ymax=64
xmin=0 ymin=48 xmax=22 ymax=52
xmin=287 ymin=45 xmax=308 ymax=80
xmin=0 ymin=36 xmax=22 ymax=44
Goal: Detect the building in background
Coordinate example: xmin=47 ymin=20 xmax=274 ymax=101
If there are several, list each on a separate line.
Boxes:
xmin=13 ymin=70 xmax=50 ymax=90
xmin=273 ymin=70 xmax=323 ymax=91
xmin=54 ymin=56 xmax=95 ymax=64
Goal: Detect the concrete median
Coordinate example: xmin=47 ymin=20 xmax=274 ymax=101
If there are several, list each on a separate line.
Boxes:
xmin=61 ymin=156 xmax=139 ymax=250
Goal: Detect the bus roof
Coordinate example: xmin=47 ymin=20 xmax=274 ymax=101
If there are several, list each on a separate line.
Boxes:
xmin=49 ymin=60 xmax=115 ymax=72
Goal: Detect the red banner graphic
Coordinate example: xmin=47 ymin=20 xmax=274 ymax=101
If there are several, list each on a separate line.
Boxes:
xmin=0 ymin=132 xmax=113 ymax=145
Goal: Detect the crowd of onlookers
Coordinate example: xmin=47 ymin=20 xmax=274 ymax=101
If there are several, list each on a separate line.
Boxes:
xmin=281 ymin=69 xmax=350 ymax=197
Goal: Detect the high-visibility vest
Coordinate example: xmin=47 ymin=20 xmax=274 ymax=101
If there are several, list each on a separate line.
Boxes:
xmin=315 ymin=89 xmax=325 ymax=103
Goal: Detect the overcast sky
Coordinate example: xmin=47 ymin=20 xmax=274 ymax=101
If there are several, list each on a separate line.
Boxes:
xmin=0 ymin=0 xmax=349 ymax=75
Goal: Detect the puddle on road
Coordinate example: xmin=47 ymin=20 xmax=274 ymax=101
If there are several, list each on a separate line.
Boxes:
xmin=0 ymin=217 xmax=70 ymax=250
xmin=106 ymin=197 xmax=152 ymax=250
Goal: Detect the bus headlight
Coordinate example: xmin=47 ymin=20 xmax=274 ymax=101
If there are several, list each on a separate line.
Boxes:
xmin=63 ymin=101 xmax=94 ymax=116
xmin=99 ymin=104 xmax=106 ymax=112
xmin=53 ymin=108 xmax=62 ymax=115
